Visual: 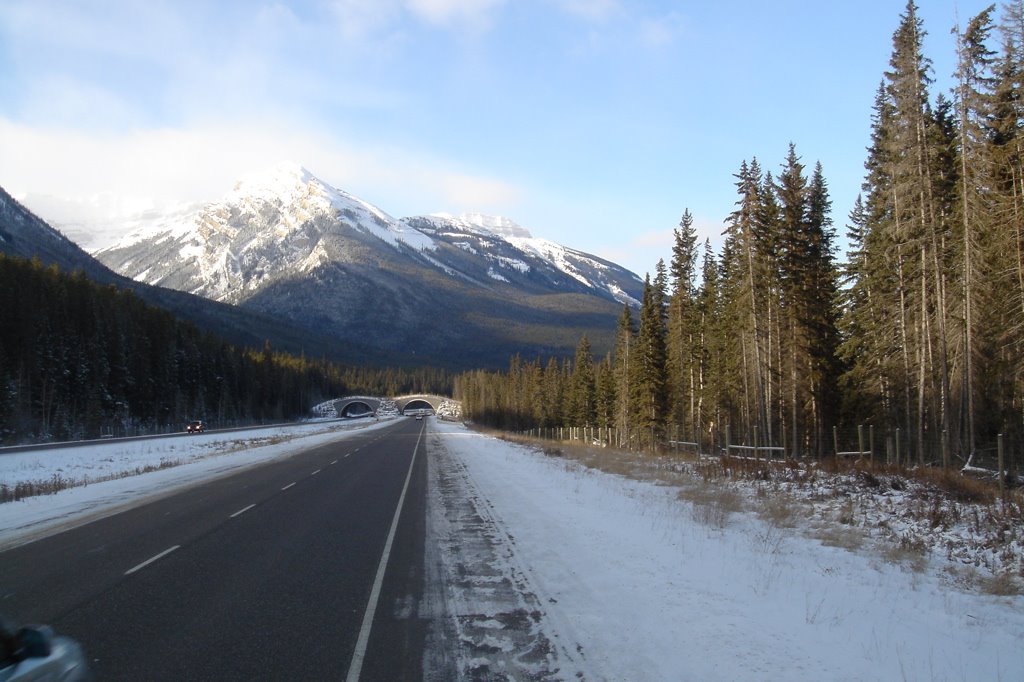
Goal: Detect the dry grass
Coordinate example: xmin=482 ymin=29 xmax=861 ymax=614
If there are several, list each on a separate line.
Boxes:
xmin=679 ymin=485 xmax=745 ymax=529
xmin=476 ymin=424 xmax=1024 ymax=592
xmin=1 ymin=458 xmax=183 ymax=503
xmin=916 ymin=467 xmax=995 ymax=504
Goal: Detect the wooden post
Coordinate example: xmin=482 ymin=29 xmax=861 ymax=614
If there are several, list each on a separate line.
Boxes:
xmin=942 ymin=429 xmax=949 ymax=470
xmin=754 ymin=425 xmax=760 ymax=463
xmin=833 ymin=425 xmax=839 ymax=459
xmin=725 ymin=424 xmax=731 ymax=458
xmin=869 ymin=425 xmax=875 ymax=464
xmin=857 ymin=425 xmax=865 ymax=462
xmin=998 ymin=433 xmax=1005 ymax=497
xmin=895 ymin=428 xmax=902 ymax=468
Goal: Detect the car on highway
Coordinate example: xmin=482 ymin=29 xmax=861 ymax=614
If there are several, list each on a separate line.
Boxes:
xmin=416 ymin=415 xmax=423 ymax=420
xmin=0 ymin=618 xmax=91 ymax=681
xmin=186 ymin=420 xmax=205 ymax=434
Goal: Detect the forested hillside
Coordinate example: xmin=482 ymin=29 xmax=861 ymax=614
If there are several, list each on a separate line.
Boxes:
xmin=458 ymin=1 xmax=1024 ymax=469
xmin=0 ymin=254 xmax=450 ymax=444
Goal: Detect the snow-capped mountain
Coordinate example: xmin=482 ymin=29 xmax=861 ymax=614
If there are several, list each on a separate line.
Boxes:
xmin=98 ymin=163 xmax=437 ymax=305
xmin=92 ymin=163 xmax=643 ymax=367
xmin=0 ymin=183 xmax=357 ymax=363
xmin=411 ymin=212 xmax=641 ymax=306
xmin=97 ymin=163 xmax=640 ymax=307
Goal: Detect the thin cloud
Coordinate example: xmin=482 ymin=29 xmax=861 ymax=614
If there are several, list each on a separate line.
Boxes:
xmin=555 ymin=0 xmax=621 ymax=23
xmin=407 ymin=0 xmax=505 ymax=30
xmin=0 ymin=120 xmax=525 ymax=246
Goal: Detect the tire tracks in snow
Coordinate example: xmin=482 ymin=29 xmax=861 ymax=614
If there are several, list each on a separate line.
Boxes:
xmin=422 ymin=430 xmax=589 ymax=680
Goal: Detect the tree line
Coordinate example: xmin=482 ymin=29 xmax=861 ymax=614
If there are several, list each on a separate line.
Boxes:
xmin=0 ymin=254 xmax=451 ymax=443
xmin=457 ymin=1 xmax=1024 ymax=466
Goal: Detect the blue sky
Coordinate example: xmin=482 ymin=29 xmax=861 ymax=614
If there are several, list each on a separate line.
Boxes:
xmin=0 ymin=0 xmax=982 ymax=276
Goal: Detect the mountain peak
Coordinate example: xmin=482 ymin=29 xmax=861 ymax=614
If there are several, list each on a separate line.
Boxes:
xmin=431 ymin=212 xmax=533 ymax=240
xmin=227 ymin=161 xmax=318 ymax=201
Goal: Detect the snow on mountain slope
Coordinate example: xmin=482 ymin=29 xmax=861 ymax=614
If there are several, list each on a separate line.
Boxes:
xmin=95 ymin=164 xmax=643 ymax=308
xmin=414 ymin=212 xmax=642 ymax=306
xmin=97 ymin=163 xmax=437 ymax=303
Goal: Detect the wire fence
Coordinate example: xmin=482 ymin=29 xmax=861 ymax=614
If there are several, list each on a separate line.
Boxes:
xmin=513 ymin=421 xmax=1020 ymax=482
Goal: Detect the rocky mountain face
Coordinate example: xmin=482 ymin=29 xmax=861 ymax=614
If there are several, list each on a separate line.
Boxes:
xmin=93 ymin=164 xmax=643 ymax=368
xmin=0 ymin=185 xmax=360 ymax=364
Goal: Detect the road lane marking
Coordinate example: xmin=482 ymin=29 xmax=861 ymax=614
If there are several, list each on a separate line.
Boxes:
xmin=125 ymin=545 xmax=180 ymax=575
xmin=330 ymin=460 xmax=338 ymax=465
xmin=282 ymin=483 xmax=296 ymax=490
xmin=346 ymin=422 xmax=424 ymax=682
xmin=230 ymin=504 xmax=256 ymax=518
xmin=312 ymin=469 xmax=321 ymax=475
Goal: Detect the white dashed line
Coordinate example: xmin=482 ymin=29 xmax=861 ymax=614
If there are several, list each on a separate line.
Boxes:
xmin=312 ymin=469 xmax=321 ymax=475
xmin=330 ymin=460 xmax=338 ymax=465
xmin=125 ymin=545 xmax=180 ymax=575
xmin=282 ymin=483 xmax=296 ymax=491
xmin=230 ymin=504 xmax=256 ymax=518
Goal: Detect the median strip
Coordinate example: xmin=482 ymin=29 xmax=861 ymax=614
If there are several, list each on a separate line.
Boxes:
xmin=125 ymin=545 xmax=180 ymax=575
xmin=230 ymin=504 xmax=256 ymax=518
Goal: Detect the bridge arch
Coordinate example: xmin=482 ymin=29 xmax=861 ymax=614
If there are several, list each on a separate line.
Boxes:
xmin=314 ymin=394 xmax=461 ymax=420
xmin=333 ymin=396 xmax=381 ymax=418
xmin=394 ymin=394 xmax=447 ymax=414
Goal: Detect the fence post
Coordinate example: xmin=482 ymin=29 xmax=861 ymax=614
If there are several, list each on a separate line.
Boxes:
xmin=942 ymin=430 xmax=949 ymax=470
xmin=857 ymin=424 xmax=865 ymax=463
xmin=833 ymin=425 xmax=839 ymax=458
xmin=895 ymin=428 xmax=902 ymax=468
xmin=869 ymin=425 xmax=875 ymax=464
xmin=754 ymin=425 xmax=760 ymax=463
xmin=725 ymin=424 xmax=731 ymax=458
xmin=998 ymin=433 xmax=1005 ymax=497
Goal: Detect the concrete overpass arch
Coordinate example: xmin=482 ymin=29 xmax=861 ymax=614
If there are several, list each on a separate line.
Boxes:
xmin=333 ymin=396 xmax=382 ymax=418
xmin=394 ymin=394 xmax=447 ymax=414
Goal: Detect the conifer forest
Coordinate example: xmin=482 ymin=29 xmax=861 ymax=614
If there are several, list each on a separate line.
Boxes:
xmin=0 ymin=255 xmax=451 ymax=443
xmin=457 ymin=2 xmax=1024 ymax=470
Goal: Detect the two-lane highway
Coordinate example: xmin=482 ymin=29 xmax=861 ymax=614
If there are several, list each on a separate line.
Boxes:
xmin=0 ymin=417 xmax=429 ymax=680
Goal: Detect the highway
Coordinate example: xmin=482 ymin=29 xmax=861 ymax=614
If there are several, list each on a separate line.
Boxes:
xmin=0 ymin=417 xmax=429 ymax=680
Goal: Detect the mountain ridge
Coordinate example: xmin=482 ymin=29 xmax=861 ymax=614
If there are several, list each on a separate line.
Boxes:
xmin=10 ymin=164 xmax=644 ymax=369
xmin=94 ymin=163 xmax=642 ymax=308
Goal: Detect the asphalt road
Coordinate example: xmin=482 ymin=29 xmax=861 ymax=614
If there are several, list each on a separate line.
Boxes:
xmin=0 ymin=417 xmax=429 ymax=680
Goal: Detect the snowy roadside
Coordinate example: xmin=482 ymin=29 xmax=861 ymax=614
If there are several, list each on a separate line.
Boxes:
xmin=426 ymin=420 xmax=1024 ymax=681
xmin=0 ymin=418 xmax=396 ymax=550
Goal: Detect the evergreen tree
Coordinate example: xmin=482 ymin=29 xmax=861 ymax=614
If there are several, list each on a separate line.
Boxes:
xmin=613 ymin=304 xmax=636 ymax=439
xmin=667 ymin=210 xmax=699 ymax=440
xmin=632 ymin=275 xmax=668 ymax=447
xmin=567 ymin=335 xmax=596 ymax=426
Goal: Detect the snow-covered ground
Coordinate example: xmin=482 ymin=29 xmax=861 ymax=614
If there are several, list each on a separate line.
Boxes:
xmin=0 ymin=418 xmax=395 ymax=549
xmin=425 ymin=420 xmax=1024 ymax=681
xmin=3 ymin=417 xmax=1022 ymax=680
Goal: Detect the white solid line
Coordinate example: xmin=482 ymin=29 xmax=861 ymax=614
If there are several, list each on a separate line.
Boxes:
xmin=345 ymin=423 xmax=423 ymax=682
xmin=282 ymin=483 xmax=296 ymax=491
xmin=230 ymin=503 xmax=256 ymax=518
xmin=125 ymin=545 xmax=180 ymax=575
